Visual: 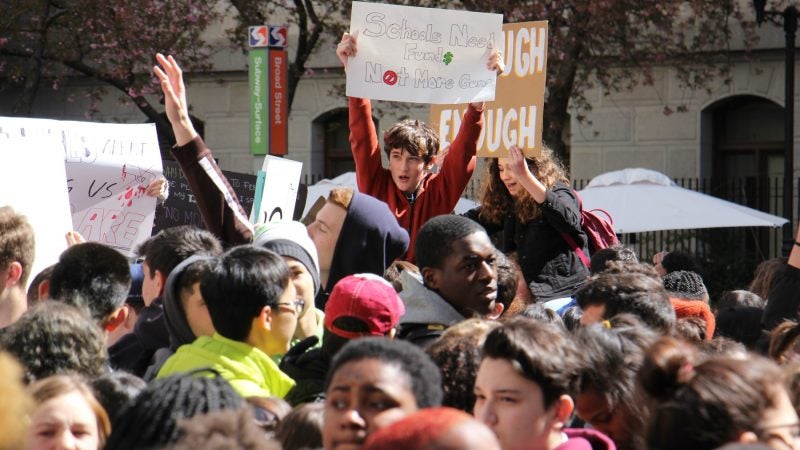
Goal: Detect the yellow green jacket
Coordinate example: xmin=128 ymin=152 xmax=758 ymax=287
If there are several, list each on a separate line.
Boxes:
xmin=157 ymin=333 xmax=295 ymax=398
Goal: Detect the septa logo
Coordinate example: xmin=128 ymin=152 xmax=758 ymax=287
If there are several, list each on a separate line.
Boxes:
xmin=268 ymin=26 xmax=288 ymax=48
xmin=249 ymin=26 xmax=268 ymax=48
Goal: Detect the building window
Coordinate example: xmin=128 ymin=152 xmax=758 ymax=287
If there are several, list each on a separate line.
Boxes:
xmin=313 ymin=108 xmax=379 ymax=179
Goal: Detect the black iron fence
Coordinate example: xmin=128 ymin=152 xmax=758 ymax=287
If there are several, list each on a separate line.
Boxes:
xmin=570 ymin=176 xmax=793 ymax=297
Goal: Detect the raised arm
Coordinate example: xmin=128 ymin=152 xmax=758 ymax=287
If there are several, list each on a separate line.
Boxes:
xmin=153 ymin=54 xmax=253 ymax=246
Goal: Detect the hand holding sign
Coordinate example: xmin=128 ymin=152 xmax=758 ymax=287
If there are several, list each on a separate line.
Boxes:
xmin=337 ymin=31 xmax=359 ymax=70
xmin=345 ymin=2 xmax=503 ymax=104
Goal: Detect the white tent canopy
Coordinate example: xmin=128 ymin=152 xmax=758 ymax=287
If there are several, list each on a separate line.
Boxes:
xmin=303 ymin=171 xmax=479 ymax=218
xmin=577 ymin=168 xmax=789 ymax=234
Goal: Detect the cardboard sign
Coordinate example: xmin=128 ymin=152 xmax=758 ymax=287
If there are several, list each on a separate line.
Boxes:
xmin=154 ymin=160 xmax=258 ymax=233
xmin=346 ymin=2 xmax=503 ymax=104
xmin=429 ymin=21 xmax=548 ymax=157
xmin=0 ymin=119 xmax=72 ymax=285
xmin=251 ymin=156 xmax=302 ymax=225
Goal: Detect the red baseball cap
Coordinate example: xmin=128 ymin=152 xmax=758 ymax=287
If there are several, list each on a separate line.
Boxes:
xmin=324 ymin=274 xmax=406 ymax=339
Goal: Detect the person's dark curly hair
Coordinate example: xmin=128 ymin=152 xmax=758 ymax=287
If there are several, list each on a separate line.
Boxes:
xmin=0 ymin=301 xmax=107 ymax=383
xmin=477 ymin=147 xmax=569 ymax=224
xmin=426 ymin=319 xmax=499 ymax=413
xmin=105 ymin=371 xmax=245 ymax=450
xmin=326 ymin=337 xmax=443 ymax=408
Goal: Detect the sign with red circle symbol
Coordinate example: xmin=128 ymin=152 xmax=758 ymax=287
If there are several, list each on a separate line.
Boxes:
xmin=383 ymin=70 xmax=398 ymax=86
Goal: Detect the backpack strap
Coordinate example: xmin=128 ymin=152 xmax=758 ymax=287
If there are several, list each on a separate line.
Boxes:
xmin=560 ymin=187 xmax=590 ymax=267
xmin=560 ymin=231 xmax=590 ymax=267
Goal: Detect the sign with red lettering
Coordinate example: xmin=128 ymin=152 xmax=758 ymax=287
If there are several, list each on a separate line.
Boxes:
xmin=269 ymin=48 xmax=288 ymax=156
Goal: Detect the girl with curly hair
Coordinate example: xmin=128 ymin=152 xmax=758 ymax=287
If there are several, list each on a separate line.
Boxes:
xmin=465 ymin=146 xmax=588 ymax=302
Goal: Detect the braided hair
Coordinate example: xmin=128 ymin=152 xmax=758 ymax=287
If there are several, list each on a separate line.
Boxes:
xmin=105 ymin=371 xmax=244 ymax=450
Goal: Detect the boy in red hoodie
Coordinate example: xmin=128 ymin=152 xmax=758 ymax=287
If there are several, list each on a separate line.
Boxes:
xmin=336 ymin=33 xmax=504 ymax=262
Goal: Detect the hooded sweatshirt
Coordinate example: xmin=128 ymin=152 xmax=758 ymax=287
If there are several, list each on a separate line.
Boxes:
xmin=396 ymin=271 xmax=466 ymax=348
xmin=143 ymin=255 xmax=216 ymax=380
xmin=108 ymin=299 xmax=169 ymax=377
xmin=316 ymin=192 xmax=409 ymax=309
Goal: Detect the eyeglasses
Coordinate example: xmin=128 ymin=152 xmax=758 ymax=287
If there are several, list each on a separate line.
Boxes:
xmin=275 ymin=299 xmax=305 ymax=314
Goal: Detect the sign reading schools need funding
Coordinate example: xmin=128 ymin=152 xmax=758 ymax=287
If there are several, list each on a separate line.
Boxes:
xmin=429 ymin=21 xmax=548 ymax=158
xmin=346 ymin=2 xmax=503 ymax=104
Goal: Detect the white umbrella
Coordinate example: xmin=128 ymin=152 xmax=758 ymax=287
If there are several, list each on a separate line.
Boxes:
xmin=303 ymin=171 xmax=478 ymax=218
xmin=578 ymin=168 xmax=789 ymax=233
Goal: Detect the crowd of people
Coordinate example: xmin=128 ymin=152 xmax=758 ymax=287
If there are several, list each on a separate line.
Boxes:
xmin=1 ymin=38 xmax=800 ymax=450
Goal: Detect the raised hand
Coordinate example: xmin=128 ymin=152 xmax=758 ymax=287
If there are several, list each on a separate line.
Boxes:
xmin=153 ymin=53 xmax=197 ymax=146
xmin=487 ymin=48 xmax=505 ymax=75
xmin=336 ymin=32 xmax=358 ymax=69
xmin=506 ymin=145 xmax=532 ymax=180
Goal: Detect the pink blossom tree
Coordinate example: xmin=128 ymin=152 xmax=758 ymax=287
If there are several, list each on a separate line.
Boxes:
xmin=0 ymin=0 xmax=220 ymax=149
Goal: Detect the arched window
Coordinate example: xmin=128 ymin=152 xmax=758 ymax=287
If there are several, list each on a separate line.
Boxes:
xmin=702 ymin=95 xmax=784 ymax=212
xmin=312 ymin=108 xmax=378 ymax=179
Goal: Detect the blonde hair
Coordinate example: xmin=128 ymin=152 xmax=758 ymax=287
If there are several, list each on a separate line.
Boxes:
xmin=478 ymin=147 xmax=569 ymax=224
xmin=327 ymin=188 xmax=354 ymax=210
xmin=0 ymin=352 xmax=32 ymax=450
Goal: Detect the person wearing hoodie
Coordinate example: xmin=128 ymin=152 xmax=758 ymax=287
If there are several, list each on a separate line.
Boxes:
xmin=474 ymin=317 xmax=616 ymax=450
xmin=306 ymin=187 xmax=409 ymax=308
xmin=397 ymin=215 xmax=499 ymax=348
xmin=143 ymin=254 xmax=216 ymax=380
xmin=253 ymin=220 xmax=323 ymax=343
xmin=156 ymin=246 xmax=298 ymax=398
xmin=152 ymin=53 xmax=409 ymax=311
xmin=108 ymin=226 xmax=222 ymax=377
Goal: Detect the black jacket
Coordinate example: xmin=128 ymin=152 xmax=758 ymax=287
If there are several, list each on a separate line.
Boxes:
xmin=465 ymin=183 xmax=589 ymax=302
xmin=108 ymin=298 xmax=169 ymax=377
xmin=279 ymin=336 xmax=329 ymax=406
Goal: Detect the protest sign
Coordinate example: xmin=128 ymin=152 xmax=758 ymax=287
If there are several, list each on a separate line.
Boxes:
xmin=0 ymin=117 xmax=163 ymax=256
xmin=251 ymin=156 xmax=302 ymax=225
xmin=429 ymin=21 xmax=548 ymax=158
xmin=346 ymin=1 xmax=503 ymax=104
xmin=62 ymin=122 xmax=162 ymax=256
xmin=154 ymin=160 xmax=258 ymax=233
xmin=0 ymin=119 xmax=72 ymax=285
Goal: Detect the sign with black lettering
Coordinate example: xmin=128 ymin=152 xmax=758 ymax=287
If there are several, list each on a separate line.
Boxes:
xmin=346 ymin=1 xmax=502 ymax=104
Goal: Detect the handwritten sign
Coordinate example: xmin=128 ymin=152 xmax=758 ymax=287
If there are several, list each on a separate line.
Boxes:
xmin=0 ymin=119 xmax=72 ymax=285
xmin=346 ymin=2 xmax=503 ymax=104
xmin=429 ymin=21 xmax=548 ymax=157
xmin=62 ymin=122 xmax=162 ymax=256
xmin=251 ymin=156 xmax=302 ymax=225
xmin=0 ymin=117 xmax=162 ymax=257
xmin=154 ymin=160 xmax=258 ymax=232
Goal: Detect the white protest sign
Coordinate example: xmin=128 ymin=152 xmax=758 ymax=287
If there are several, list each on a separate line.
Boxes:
xmin=0 ymin=117 xmax=162 ymax=257
xmin=63 ymin=122 xmax=162 ymax=256
xmin=346 ymin=2 xmax=503 ymax=104
xmin=0 ymin=119 xmax=72 ymax=285
xmin=251 ymin=156 xmax=303 ymax=225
